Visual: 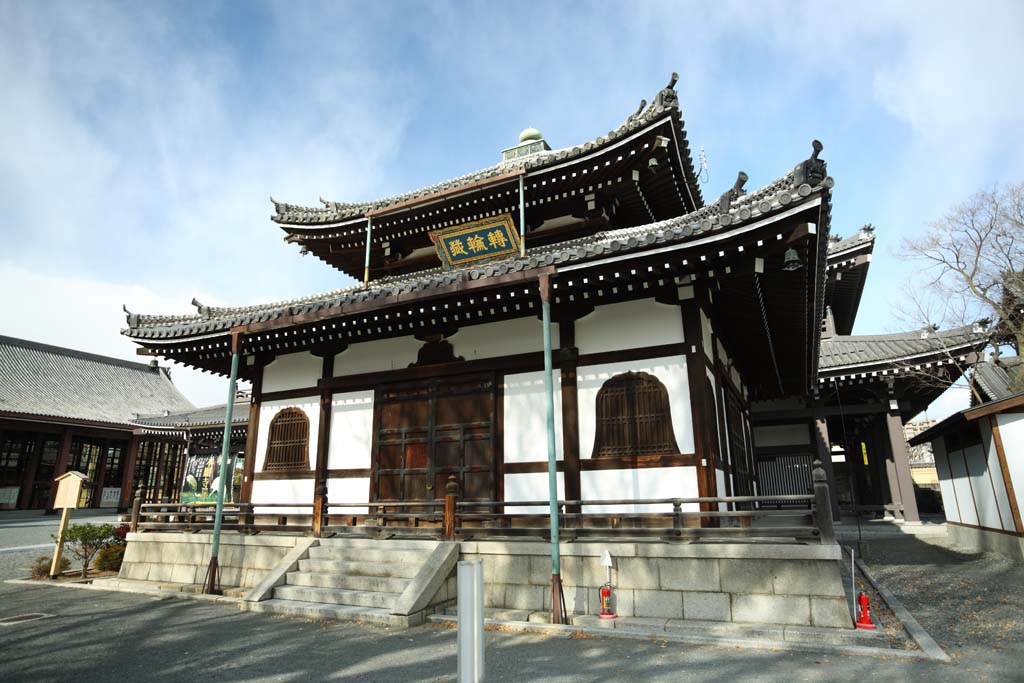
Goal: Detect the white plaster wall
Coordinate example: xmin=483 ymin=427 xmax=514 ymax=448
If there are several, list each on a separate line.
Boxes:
xmin=932 ymin=439 xmax=961 ymax=523
xmin=504 ymin=472 xmax=565 ymax=514
xmin=450 ymin=316 xmax=554 ymax=359
xmin=262 ymin=351 xmax=321 ymax=393
xmin=754 ymin=424 xmax=811 ymax=447
xmin=946 ymin=447 xmax=980 ymax=526
xmin=580 ymin=466 xmax=700 ymax=513
xmin=997 ymin=413 xmax=1024 ymax=522
xmin=716 ymin=469 xmax=727 ymax=512
xmin=964 ymin=443 xmax=1002 ymax=530
xmin=577 ymin=357 xmax=694 ymax=458
xmin=980 ymin=419 xmax=1015 ymax=531
xmin=707 ymin=367 xmax=725 ymax=467
xmin=254 ymin=398 xmax=320 ymax=472
xmin=252 ymin=478 xmax=314 ymax=514
xmin=575 ymin=299 xmax=684 ymax=356
xmin=327 ymin=477 xmax=370 ymax=513
xmin=327 ymin=390 xmax=374 ymax=470
xmin=503 ymin=370 xmax=564 ymax=463
xmin=334 ymin=336 xmax=421 ymax=376
xmin=700 ymin=310 xmax=713 ymax=360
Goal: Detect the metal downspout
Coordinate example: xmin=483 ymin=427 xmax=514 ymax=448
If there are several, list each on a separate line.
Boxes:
xmin=204 ymin=349 xmax=240 ymax=594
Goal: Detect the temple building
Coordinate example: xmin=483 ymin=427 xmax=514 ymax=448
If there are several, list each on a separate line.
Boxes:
xmin=0 ymin=335 xmax=193 ymax=510
xmin=113 ymin=75 xmax=990 ymax=626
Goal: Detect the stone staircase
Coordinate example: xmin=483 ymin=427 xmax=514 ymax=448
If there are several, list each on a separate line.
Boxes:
xmin=242 ymin=538 xmax=452 ymax=627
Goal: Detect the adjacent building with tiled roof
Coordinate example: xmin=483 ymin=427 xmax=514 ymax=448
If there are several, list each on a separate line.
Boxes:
xmin=0 ymin=335 xmax=194 ymax=511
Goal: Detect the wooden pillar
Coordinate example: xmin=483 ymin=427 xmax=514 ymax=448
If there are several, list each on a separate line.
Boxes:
xmin=884 ymin=408 xmax=920 ymax=523
xmin=240 ymin=371 xmax=262 ymax=504
xmin=811 ymin=406 xmax=841 ymax=521
xmin=119 ymin=436 xmax=140 ymax=511
xmin=46 ymin=429 xmax=73 ymax=512
xmin=679 ymin=285 xmax=718 ymax=518
xmin=93 ymin=439 xmax=110 ymax=509
xmin=558 ymin=320 xmax=581 ymax=512
xmin=17 ymin=432 xmax=43 ymax=510
xmin=312 ymin=353 xmax=335 ymax=537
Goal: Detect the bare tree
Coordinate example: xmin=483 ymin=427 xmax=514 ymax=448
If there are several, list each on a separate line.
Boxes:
xmin=900 ymin=181 xmax=1024 ymax=392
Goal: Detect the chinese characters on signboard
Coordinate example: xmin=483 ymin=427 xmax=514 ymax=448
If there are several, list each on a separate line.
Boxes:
xmin=430 ymin=213 xmax=520 ymax=269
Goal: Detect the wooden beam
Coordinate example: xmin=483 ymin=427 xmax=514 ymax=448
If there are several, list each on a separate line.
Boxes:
xmin=559 ymin=320 xmax=581 ymax=511
xmin=240 ymin=371 xmax=262 ymax=504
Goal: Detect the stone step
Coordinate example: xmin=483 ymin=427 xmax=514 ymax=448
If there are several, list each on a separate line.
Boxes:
xmin=273 ymin=584 xmax=398 ymax=609
xmin=307 ymin=547 xmax=432 ymax=564
xmin=316 ymin=538 xmax=440 ymax=551
xmin=242 ymin=599 xmax=412 ymax=628
xmin=298 ymin=558 xmax=422 ymax=578
xmin=286 ymin=570 xmax=410 ymax=593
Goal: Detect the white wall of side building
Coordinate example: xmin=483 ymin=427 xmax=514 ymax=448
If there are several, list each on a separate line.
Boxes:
xmin=997 ymin=413 xmax=1024 ymax=525
xmin=262 ymin=351 xmax=321 ymax=393
xmin=575 ymin=299 xmax=683 ymax=355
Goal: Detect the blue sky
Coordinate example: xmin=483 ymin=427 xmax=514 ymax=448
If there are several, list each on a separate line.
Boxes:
xmin=1 ymin=1 xmax=1022 ymax=413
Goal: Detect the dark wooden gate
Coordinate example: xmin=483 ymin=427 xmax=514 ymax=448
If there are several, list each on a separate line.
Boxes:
xmin=372 ymin=374 xmax=497 ymax=506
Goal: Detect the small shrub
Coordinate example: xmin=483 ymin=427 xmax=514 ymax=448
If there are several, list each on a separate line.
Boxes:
xmin=30 ymin=554 xmax=70 ymax=579
xmin=113 ymin=523 xmax=130 ymax=542
xmin=59 ymin=523 xmax=116 ymax=578
xmin=95 ymin=543 xmax=126 ymax=572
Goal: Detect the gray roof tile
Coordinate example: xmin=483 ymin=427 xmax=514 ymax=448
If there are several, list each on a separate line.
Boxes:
xmin=0 ymin=336 xmax=194 ymax=425
xmin=973 ymin=356 xmax=1021 ymax=402
xmin=819 ymin=325 xmax=987 ymax=371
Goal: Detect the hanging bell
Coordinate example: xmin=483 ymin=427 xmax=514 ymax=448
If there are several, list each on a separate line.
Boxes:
xmin=782 ymin=247 xmax=802 ymax=271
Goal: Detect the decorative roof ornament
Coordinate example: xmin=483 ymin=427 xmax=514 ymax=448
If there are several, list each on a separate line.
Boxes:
xmin=919 ymin=323 xmax=940 ymax=339
xmin=793 ymin=140 xmax=826 ymax=187
xmin=649 ymin=72 xmax=679 ymax=111
xmin=626 ymin=99 xmax=647 ymax=124
xmin=122 ymin=304 xmax=139 ymax=328
xmin=191 ymin=298 xmax=212 ymax=317
xmin=859 ymin=224 xmax=876 ymax=239
xmin=829 ymin=233 xmax=843 ymax=243
xmin=717 ymin=171 xmax=748 ymax=214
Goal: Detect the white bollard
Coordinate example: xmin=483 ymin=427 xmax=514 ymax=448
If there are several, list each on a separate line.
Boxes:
xmin=457 ymin=559 xmax=485 ymax=683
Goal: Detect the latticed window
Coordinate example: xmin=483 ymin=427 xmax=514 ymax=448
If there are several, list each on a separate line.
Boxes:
xmin=591 ymin=372 xmax=680 ymax=458
xmin=264 ymin=408 xmax=310 ymax=471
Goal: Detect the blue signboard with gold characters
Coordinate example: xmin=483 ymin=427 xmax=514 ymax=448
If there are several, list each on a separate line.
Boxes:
xmin=430 ymin=213 xmax=521 ymax=269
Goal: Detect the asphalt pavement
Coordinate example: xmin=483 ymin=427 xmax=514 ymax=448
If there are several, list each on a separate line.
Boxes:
xmin=0 ymin=518 xmax=1021 ymax=682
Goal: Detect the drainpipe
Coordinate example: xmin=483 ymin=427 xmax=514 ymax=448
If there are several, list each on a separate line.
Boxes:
xmin=539 ymin=273 xmax=564 ymax=623
xmin=519 ymin=174 xmax=526 ymax=258
xmin=204 ymin=338 xmax=241 ymax=595
xmin=363 ymin=215 xmax=373 ymax=288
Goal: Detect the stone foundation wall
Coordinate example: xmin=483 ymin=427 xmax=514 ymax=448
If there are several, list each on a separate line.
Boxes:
xmin=948 ymin=523 xmax=1024 ymax=562
xmin=120 ymin=532 xmax=306 ymax=588
xmin=459 ymin=541 xmax=851 ymax=629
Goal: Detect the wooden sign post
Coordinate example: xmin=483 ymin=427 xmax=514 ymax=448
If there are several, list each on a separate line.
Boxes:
xmin=50 ymin=471 xmax=87 ymax=579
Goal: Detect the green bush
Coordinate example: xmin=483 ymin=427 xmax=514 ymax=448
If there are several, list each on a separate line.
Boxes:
xmin=30 ymin=554 xmax=70 ymax=579
xmin=94 ymin=543 xmax=126 ymax=572
xmin=58 ymin=523 xmax=116 ymax=578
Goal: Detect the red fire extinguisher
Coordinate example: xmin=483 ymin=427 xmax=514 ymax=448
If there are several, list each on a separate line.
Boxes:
xmin=599 ymin=582 xmax=616 ymax=620
xmin=855 ymin=591 xmax=876 ymax=630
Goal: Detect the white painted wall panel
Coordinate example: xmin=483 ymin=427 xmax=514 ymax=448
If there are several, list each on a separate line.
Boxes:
xmin=326 ymin=477 xmax=370 ymax=512
xmin=715 ymin=469 xmax=727 ymax=511
xmin=577 ymin=357 xmax=694 ymax=458
xmin=327 ymin=390 xmax=374 ymax=470
xmin=503 ymin=371 xmax=563 ymax=463
xmin=580 ymin=466 xmax=700 ymax=513
xmin=964 ymin=444 xmax=1002 ymax=530
xmin=252 ymin=478 xmax=314 ymax=514
xmin=262 ymin=351 xmax=320 ymax=393
xmin=981 ymin=419 xmax=1014 ymax=531
xmin=700 ymin=310 xmax=713 ymax=360
xmin=504 ymin=472 xmax=564 ymax=514
xmin=754 ymin=424 xmax=811 ymax=447
xmin=334 ymin=336 xmax=421 ymax=376
xmin=932 ymin=439 xmax=961 ymax=523
xmin=997 ymin=413 xmax=1024 ymax=522
xmin=450 ymin=317 xmax=553 ymax=360
xmin=575 ymin=299 xmax=684 ymax=356
xmin=947 ymin=448 xmax=979 ymax=526
xmin=254 ymin=398 xmax=320 ymax=473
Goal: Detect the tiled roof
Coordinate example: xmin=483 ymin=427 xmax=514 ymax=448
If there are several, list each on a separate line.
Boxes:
xmin=827 ymin=225 xmax=875 ymax=257
xmin=0 ymin=335 xmax=194 ymax=425
xmin=134 ymin=400 xmax=250 ymax=428
xmin=271 ymin=87 xmax=703 ymax=226
xmin=818 ymin=325 xmax=987 ymax=371
xmin=125 ymin=162 xmax=832 ymax=342
xmin=973 ymin=355 xmax=1021 ymax=402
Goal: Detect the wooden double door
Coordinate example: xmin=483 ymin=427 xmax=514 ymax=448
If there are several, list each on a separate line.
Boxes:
xmin=372 ymin=374 xmax=497 ymax=505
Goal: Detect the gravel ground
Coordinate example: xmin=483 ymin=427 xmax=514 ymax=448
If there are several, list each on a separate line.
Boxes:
xmin=861 ymin=534 xmax=1024 ymax=675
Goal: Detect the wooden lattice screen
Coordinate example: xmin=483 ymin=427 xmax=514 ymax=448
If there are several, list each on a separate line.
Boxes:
xmin=591 ymin=371 xmax=680 ymax=458
xmin=264 ymin=408 xmax=310 ymax=471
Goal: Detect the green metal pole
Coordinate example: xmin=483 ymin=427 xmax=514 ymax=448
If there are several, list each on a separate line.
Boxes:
xmin=363 ymin=216 xmax=373 ymax=287
xmin=518 ymin=174 xmax=526 ymax=258
xmin=540 ymin=275 xmax=562 ymax=621
xmin=204 ymin=351 xmax=239 ymax=594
